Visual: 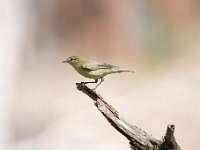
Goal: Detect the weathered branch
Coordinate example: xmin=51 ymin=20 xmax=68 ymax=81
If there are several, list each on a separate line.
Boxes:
xmin=76 ymin=83 xmax=181 ymax=150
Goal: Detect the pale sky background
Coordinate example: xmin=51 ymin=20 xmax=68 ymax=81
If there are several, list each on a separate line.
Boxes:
xmin=1 ymin=0 xmax=200 ymax=150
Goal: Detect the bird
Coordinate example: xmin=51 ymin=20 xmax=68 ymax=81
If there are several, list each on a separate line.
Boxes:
xmin=63 ymin=56 xmax=135 ymax=90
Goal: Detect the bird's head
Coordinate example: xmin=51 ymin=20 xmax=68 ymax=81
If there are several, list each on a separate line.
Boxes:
xmin=62 ymin=56 xmax=79 ymax=64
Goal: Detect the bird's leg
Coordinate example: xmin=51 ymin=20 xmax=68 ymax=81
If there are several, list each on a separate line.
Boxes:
xmin=81 ymin=79 xmax=98 ymax=85
xmin=93 ymin=78 xmax=104 ymax=90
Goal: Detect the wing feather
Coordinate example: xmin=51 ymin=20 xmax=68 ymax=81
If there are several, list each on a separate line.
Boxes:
xmin=82 ymin=61 xmax=118 ymax=71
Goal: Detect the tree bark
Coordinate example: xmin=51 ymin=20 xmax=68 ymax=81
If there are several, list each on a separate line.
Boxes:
xmin=76 ymin=83 xmax=181 ymax=150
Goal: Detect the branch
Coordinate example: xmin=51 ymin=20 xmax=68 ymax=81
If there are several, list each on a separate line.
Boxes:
xmin=76 ymin=83 xmax=181 ymax=150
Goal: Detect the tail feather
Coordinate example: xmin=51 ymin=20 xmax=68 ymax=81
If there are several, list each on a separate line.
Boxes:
xmin=118 ymin=69 xmax=135 ymax=73
xmin=112 ymin=68 xmax=135 ymax=73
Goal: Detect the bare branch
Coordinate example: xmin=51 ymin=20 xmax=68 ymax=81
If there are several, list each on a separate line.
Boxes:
xmin=76 ymin=83 xmax=181 ymax=150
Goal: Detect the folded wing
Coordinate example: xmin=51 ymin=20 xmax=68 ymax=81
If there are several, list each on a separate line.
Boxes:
xmin=82 ymin=61 xmax=119 ymax=71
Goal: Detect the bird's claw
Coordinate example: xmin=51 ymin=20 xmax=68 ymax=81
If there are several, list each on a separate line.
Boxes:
xmin=81 ymin=82 xmax=86 ymax=85
xmin=92 ymin=88 xmax=97 ymax=91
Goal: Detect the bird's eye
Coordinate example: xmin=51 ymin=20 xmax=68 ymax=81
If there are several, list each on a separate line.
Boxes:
xmin=67 ymin=56 xmax=77 ymax=62
xmin=69 ymin=57 xmax=76 ymax=62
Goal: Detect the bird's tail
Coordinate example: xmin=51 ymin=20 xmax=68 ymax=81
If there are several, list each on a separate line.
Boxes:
xmin=112 ymin=68 xmax=135 ymax=73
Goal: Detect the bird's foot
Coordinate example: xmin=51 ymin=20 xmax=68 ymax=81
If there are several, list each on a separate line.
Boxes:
xmin=81 ymin=82 xmax=86 ymax=85
xmin=92 ymin=87 xmax=97 ymax=91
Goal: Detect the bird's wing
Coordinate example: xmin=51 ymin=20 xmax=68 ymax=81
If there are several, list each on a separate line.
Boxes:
xmin=82 ymin=61 xmax=118 ymax=71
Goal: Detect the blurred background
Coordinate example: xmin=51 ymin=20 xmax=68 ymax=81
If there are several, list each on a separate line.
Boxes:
xmin=1 ymin=0 xmax=200 ymax=149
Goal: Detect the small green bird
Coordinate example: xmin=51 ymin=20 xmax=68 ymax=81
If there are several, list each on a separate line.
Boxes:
xmin=63 ymin=56 xmax=135 ymax=90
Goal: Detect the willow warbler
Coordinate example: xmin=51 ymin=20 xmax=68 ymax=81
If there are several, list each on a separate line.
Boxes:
xmin=63 ymin=56 xmax=135 ymax=90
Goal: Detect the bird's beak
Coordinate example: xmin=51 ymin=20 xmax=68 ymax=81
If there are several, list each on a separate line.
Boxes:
xmin=62 ymin=60 xmax=68 ymax=63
